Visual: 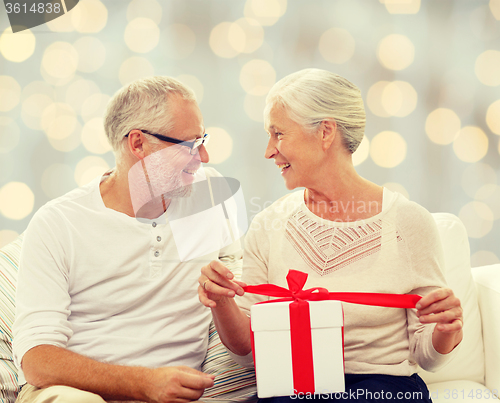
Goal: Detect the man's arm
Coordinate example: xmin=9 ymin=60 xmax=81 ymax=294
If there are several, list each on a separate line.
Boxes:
xmin=22 ymin=345 xmax=214 ymax=403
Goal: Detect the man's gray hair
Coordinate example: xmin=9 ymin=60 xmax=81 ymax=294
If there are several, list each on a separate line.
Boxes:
xmin=104 ymin=76 xmax=197 ymax=153
xmin=264 ymin=68 xmax=366 ymax=153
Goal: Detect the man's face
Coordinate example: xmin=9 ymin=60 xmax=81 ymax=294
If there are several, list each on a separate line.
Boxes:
xmin=128 ymin=96 xmax=209 ymax=217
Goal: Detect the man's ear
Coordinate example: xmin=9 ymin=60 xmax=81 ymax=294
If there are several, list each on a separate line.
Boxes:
xmin=127 ymin=130 xmax=147 ymax=160
xmin=320 ymin=119 xmax=337 ymax=151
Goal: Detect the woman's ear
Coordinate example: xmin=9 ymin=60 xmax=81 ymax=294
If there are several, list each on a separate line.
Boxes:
xmin=320 ymin=119 xmax=337 ymax=151
xmin=128 ymin=130 xmax=147 ymax=160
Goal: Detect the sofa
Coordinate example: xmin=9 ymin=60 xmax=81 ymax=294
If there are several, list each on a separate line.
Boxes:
xmin=0 ymin=213 xmax=499 ymax=402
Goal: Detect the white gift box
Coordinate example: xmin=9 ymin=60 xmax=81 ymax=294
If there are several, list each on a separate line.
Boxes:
xmin=251 ymin=300 xmax=345 ymax=398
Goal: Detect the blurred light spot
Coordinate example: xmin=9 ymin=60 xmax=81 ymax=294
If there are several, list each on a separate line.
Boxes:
xmin=124 ymin=17 xmax=160 ymax=53
xmin=367 ymin=81 xmax=390 ymax=117
xmin=0 ymin=182 xmax=35 ymax=220
xmin=382 ymin=0 xmax=420 ymax=14
xmin=119 ymin=57 xmax=154 ymax=86
xmin=0 ymin=76 xmax=21 ymax=112
xmin=21 ymin=93 xmax=53 ymax=130
xmin=244 ymin=0 xmax=287 ymax=26
xmin=377 ymin=34 xmax=415 ymax=70
xmin=74 ymin=37 xmax=106 ymax=73
xmin=81 ymin=118 xmax=112 ymax=154
xmin=470 ymin=5 xmax=500 ymax=41
xmin=244 ymin=94 xmax=267 ymax=122
xmin=425 ymin=108 xmax=461 ymax=145
xmin=352 ymin=136 xmax=370 ymax=167
xmin=41 ymin=163 xmax=76 ymax=199
xmin=127 ymin=0 xmax=162 ymax=24
xmin=164 ymin=24 xmax=196 ymax=60
xmin=319 ymin=28 xmax=356 ymax=64
xmin=381 ymin=81 xmax=417 ymax=117
xmin=489 ymin=0 xmax=500 ymax=20
xmin=22 ymin=81 xmax=55 ymax=100
xmin=475 ymin=184 xmax=498 ymax=201
xmin=47 ymin=7 xmax=75 ymax=32
xmin=0 ymin=28 xmax=36 ymax=62
xmin=475 ymin=50 xmax=500 ymax=86
xmin=370 ymin=131 xmax=407 ymax=168
xmin=240 ymin=60 xmax=276 ymax=96
xmin=205 ymin=127 xmax=233 ymax=164
xmin=71 ymin=0 xmax=108 ymax=33
xmin=476 ymin=184 xmax=500 ymax=220
xmin=234 ymin=18 xmax=264 ymax=53
xmin=459 ymin=201 xmax=494 ymax=238
xmin=382 ymin=182 xmax=410 ymax=200
xmin=0 ymin=230 xmax=19 ymax=248
xmin=471 ymin=250 xmax=500 ymax=267
xmin=65 ymin=78 xmax=101 ymax=113
xmin=41 ymin=103 xmax=77 ymax=140
xmin=0 ymin=117 xmax=20 ymax=153
xmin=453 ymin=126 xmax=489 ymax=163
xmin=48 ymin=121 xmax=82 ymax=152
xmin=81 ymin=94 xmax=111 ymax=122
xmin=75 ymin=156 xmax=110 ymax=186
xmin=176 ymin=75 xmax=204 ymax=104
xmin=486 ymin=99 xmax=500 ymax=135
xmin=41 ymin=42 xmax=79 ymax=80
xmin=209 ymin=22 xmax=244 ymax=58
xmin=461 ymin=162 xmax=497 ymax=199
xmin=367 ymin=81 xmax=416 ymax=117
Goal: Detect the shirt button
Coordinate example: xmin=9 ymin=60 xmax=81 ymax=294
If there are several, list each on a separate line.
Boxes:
xmin=154 ymin=251 xmax=160 ymax=257
xmin=157 ymin=236 xmax=161 ymax=242
xmin=152 ymin=222 xmax=157 ymax=228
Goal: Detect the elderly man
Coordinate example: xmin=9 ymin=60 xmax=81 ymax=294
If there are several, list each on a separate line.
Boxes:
xmin=13 ymin=77 xmax=241 ymax=403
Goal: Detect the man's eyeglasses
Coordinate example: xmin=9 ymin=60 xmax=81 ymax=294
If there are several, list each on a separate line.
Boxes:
xmin=126 ymin=130 xmax=210 ymax=155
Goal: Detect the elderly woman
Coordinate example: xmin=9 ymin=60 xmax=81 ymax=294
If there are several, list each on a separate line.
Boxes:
xmin=199 ymin=69 xmax=463 ymax=402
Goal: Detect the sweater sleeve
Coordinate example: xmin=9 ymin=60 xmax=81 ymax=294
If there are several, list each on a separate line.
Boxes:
xmin=399 ymin=201 xmax=460 ymax=371
xmin=13 ymin=205 xmax=73 ymax=369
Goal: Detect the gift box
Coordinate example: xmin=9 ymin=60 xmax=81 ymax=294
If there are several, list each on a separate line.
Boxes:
xmin=244 ymin=270 xmax=422 ymax=399
xmin=251 ymin=299 xmax=344 ymax=398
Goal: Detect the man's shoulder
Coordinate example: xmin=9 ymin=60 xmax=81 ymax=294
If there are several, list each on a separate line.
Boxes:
xmin=32 ymin=176 xmax=100 ymax=222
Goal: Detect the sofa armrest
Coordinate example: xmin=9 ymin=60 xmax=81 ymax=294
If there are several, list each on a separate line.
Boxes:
xmin=472 ymin=264 xmax=500 ymax=395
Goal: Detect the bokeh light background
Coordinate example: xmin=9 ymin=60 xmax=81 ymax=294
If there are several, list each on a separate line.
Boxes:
xmin=0 ymin=0 xmax=499 ymax=267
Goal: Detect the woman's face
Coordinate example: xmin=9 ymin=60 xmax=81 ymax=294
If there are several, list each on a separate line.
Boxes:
xmin=264 ymin=104 xmax=322 ymax=190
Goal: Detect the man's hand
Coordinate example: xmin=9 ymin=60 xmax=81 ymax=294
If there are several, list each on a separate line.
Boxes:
xmin=145 ymin=366 xmax=214 ymax=403
xmin=416 ymin=287 xmax=463 ymax=354
xmin=198 ymin=260 xmax=246 ymax=308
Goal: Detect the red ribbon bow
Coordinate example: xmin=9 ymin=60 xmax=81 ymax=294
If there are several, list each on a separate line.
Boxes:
xmin=244 ymin=270 xmax=422 ymax=395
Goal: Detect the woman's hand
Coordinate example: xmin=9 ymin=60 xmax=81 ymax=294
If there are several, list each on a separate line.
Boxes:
xmin=416 ymin=288 xmax=463 ymax=354
xmin=198 ymin=260 xmax=246 ymax=309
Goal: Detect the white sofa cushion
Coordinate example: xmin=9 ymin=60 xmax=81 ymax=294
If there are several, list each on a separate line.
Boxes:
xmin=0 ymin=234 xmax=24 ymax=402
xmin=419 ymin=214 xmax=484 ymax=385
xmin=472 ymin=264 xmax=500 ymax=394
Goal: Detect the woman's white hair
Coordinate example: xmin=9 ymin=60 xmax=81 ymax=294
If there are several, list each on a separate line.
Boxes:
xmin=104 ymin=76 xmax=196 ymax=154
xmin=264 ymin=68 xmax=366 ymax=153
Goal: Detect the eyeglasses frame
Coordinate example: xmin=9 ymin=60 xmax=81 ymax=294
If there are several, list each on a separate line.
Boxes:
xmin=126 ymin=130 xmax=210 ymax=155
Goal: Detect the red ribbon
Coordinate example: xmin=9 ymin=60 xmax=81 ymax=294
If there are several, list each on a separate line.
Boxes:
xmin=244 ymin=270 xmax=422 ymax=395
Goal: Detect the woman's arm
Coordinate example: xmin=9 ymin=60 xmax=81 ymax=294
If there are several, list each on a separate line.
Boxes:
xmin=198 ymin=260 xmax=251 ymax=355
xmin=416 ymin=288 xmax=463 ymax=354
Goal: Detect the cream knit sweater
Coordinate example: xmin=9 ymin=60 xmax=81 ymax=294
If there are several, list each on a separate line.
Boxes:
xmin=236 ymin=189 xmax=456 ymax=376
